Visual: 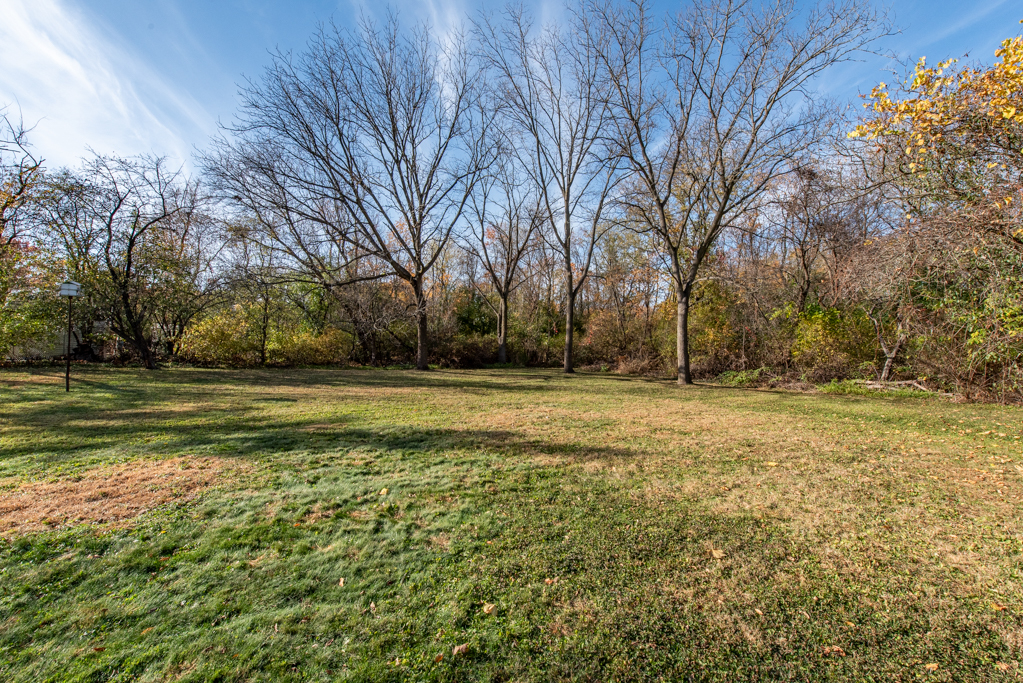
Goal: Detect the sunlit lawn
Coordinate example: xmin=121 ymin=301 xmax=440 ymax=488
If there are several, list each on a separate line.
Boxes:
xmin=1 ymin=366 xmax=1022 ymax=681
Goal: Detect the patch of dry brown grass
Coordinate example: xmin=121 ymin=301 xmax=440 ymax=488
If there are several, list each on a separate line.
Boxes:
xmin=0 ymin=457 xmax=232 ymax=535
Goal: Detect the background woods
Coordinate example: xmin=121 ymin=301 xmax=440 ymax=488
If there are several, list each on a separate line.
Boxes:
xmin=3 ymin=5 xmax=1023 ymax=400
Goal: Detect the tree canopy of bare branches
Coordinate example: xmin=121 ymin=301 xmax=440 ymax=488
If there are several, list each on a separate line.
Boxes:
xmin=585 ymin=0 xmax=890 ymax=382
xmin=477 ymin=6 xmax=622 ymax=372
xmin=210 ymin=15 xmax=494 ymax=369
xmin=464 ymin=145 xmax=545 ymax=363
xmin=0 ymin=111 xmax=43 ymax=247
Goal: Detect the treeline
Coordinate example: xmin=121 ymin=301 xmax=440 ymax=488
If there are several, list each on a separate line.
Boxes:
xmin=2 ymin=0 xmax=1021 ymax=400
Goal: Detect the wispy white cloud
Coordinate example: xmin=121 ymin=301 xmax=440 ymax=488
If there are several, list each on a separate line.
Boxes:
xmin=905 ymin=0 xmax=1013 ymax=58
xmin=422 ymin=0 xmax=470 ymax=38
xmin=0 ymin=0 xmax=214 ymax=170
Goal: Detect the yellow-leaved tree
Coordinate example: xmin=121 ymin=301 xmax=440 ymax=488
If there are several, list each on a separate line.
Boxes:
xmin=851 ymin=21 xmax=1023 ymax=225
xmin=849 ymin=22 xmax=1023 ymax=397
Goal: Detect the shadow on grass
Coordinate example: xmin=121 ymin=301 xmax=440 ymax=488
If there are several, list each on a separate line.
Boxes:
xmin=0 ymin=374 xmax=642 ymax=469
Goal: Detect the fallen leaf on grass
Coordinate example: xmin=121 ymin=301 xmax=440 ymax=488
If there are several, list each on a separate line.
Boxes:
xmin=924 ymin=663 xmax=939 ymax=671
xmin=141 ymin=627 xmax=153 ymax=635
xmin=370 ymin=601 xmax=376 ymax=614
xmin=992 ymin=602 xmax=1007 ymax=611
xmin=765 ymin=462 xmax=779 ymax=467
xmin=710 ymin=549 xmax=725 ymax=559
xmin=93 ymin=647 xmax=105 ymax=652
xmin=482 ymin=603 xmax=496 ymax=615
xmin=996 ymin=662 xmax=1011 ymax=671
xmin=452 ymin=643 xmax=469 ymax=656
xmin=544 ymin=577 xmax=559 ymax=585
xmin=379 ymin=488 xmax=388 ymax=496
xmin=822 ymin=645 xmax=846 ymax=657
xmin=434 ymin=654 xmax=444 ymax=663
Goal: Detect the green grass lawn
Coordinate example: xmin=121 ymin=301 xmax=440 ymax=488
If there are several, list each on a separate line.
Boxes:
xmin=1 ymin=366 xmax=1022 ymax=682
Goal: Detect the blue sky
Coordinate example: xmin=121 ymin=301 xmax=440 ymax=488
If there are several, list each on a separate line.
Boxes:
xmin=1 ymin=0 xmax=1020 ymax=170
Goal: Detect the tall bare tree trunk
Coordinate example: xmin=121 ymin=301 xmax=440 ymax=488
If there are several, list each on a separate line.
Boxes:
xmin=414 ymin=280 xmax=429 ymax=371
xmin=678 ymin=287 xmax=693 ymax=385
xmin=259 ymin=294 xmax=270 ymax=365
xmin=119 ymin=286 xmax=158 ymax=370
xmin=583 ymin=0 xmax=887 ymax=390
xmin=564 ymin=294 xmax=576 ymax=373
xmin=564 ymin=259 xmax=575 ymax=373
xmin=498 ymin=294 xmax=509 ymax=364
xmin=670 ymin=258 xmax=693 ymax=385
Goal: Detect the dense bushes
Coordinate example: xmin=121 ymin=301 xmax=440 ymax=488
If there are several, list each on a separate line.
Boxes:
xmin=178 ymin=307 xmax=351 ymax=367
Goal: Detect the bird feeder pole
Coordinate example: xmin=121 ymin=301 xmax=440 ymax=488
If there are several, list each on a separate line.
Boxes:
xmin=58 ymin=281 xmax=82 ymax=392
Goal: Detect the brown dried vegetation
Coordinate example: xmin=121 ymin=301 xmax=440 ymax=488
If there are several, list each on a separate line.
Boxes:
xmin=0 ymin=457 xmax=231 ymax=535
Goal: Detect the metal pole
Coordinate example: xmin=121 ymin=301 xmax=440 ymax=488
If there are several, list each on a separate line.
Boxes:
xmin=66 ymin=296 xmax=72 ymax=392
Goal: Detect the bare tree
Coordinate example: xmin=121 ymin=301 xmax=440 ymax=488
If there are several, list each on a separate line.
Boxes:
xmin=465 ymin=144 xmax=544 ymax=363
xmin=767 ymin=164 xmax=876 ymax=313
xmin=222 ymin=230 xmax=289 ymax=365
xmin=212 ymin=16 xmax=493 ymax=370
xmin=585 ymin=0 xmax=888 ymax=383
xmin=477 ymin=6 xmax=620 ymax=373
xmin=840 ymin=230 xmax=915 ymax=382
xmin=152 ymin=183 xmax=226 ymax=358
xmin=0 ymin=110 xmax=43 ymax=246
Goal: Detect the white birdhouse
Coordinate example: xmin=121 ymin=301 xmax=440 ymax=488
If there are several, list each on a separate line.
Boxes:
xmin=58 ymin=281 xmax=82 ymax=297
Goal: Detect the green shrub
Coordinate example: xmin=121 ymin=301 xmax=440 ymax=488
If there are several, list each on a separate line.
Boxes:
xmin=791 ymin=304 xmax=874 ymax=381
xmin=818 ymin=379 xmax=932 ymax=399
xmin=270 ymin=327 xmax=352 ymax=366
xmin=714 ymin=366 xmax=772 ymax=387
xmin=179 ymin=308 xmax=257 ymax=365
xmin=454 ymin=291 xmax=497 ymax=336
xmin=180 ymin=308 xmax=352 ymax=367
